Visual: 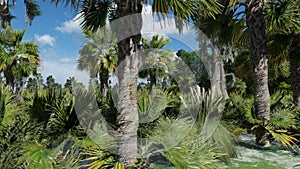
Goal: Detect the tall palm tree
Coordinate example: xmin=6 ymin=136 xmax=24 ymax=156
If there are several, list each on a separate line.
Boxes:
xmin=141 ymin=34 xmax=170 ymax=90
xmin=78 ymin=28 xmax=117 ymax=96
xmin=226 ymin=0 xmax=299 ymax=144
xmin=52 ymin=0 xmax=221 ymax=165
xmin=0 ymin=25 xmax=40 ymax=94
xmin=194 ymin=0 xmax=245 ymax=100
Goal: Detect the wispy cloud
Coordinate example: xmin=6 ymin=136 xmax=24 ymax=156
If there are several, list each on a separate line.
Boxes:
xmin=59 ymin=57 xmax=76 ymax=63
xmin=55 ymin=14 xmax=83 ymax=34
xmin=34 ymin=34 xmax=56 ymax=47
xmin=141 ymin=5 xmax=198 ymax=51
xmin=39 ymin=60 xmax=89 ymax=86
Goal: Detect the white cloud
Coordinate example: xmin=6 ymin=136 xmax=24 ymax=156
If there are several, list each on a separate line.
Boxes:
xmin=55 ymin=14 xmax=83 ymax=34
xmin=141 ymin=5 xmax=191 ymax=35
xmin=140 ymin=6 xmax=199 ymax=51
xmin=39 ymin=60 xmax=89 ymax=86
xmin=34 ymin=34 xmax=56 ymax=47
xmin=59 ymin=57 xmax=75 ymax=63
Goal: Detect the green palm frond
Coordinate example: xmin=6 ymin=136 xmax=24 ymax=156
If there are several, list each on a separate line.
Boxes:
xmin=194 ymin=0 xmax=245 ymax=47
xmin=80 ymin=145 xmax=116 ymax=169
xmin=18 ymin=139 xmax=68 ymax=169
xmin=46 ymin=90 xmax=78 ymax=135
xmin=149 ymin=117 xmax=222 ymax=169
xmin=265 ymin=124 xmax=298 ymax=147
xmin=265 ymin=0 xmax=300 ymax=34
xmin=80 ymin=0 xmax=113 ymax=31
xmin=187 ymin=86 xmax=237 ymax=160
xmin=0 ymin=116 xmax=43 ymax=168
xmin=137 ymin=88 xmax=176 ymax=123
xmin=0 ymin=25 xmax=40 ymax=91
xmin=0 ymin=83 xmax=25 ymax=125
xmin=152 ymin=0 xmax=197 ymax=21
xmin=78 ymin=27 xmax=117 ymax=78
xmin=24 ymin=0 xmax=42 ymax=25
xmin=270 ymin=107 xmax=297 ymax=129
xmin=142 ymin=34 xmax=171 ymax=49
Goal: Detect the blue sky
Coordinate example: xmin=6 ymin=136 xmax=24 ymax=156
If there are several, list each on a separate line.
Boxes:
xmin=10 ymin=1 xmax=198 ymax=85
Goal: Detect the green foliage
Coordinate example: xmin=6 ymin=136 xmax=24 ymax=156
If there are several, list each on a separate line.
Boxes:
xmin=141 ymin=86 xmax=237 ymax=168
xmin=148 ymin=117 xmax=222 ymax=169
xmin=0 ymin=83 xmax=25 ymax=125
xmin=137 ymin=88 xmax=176 ymax=124
xmin=177 ymin=49 xmax=210 ymax=88
xmin=0 ymin=25 xmax=40 ymax=93
xmin=270 ymin=108 xmax=297 ymax=129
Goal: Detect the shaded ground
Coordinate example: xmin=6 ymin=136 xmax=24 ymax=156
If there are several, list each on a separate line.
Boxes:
xmin=224 ymin=134 xmax=300 ymax=169
xmin=149 ymin=134 xmax=300 ymax=169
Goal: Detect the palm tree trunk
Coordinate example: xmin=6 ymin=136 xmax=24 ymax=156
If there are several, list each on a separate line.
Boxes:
xmin=115 ymin=0 xmax=143 ymax=166
xmin=246 ymin=0 xmax=271 ymax=145
xmin=211 ymin=47 xmax=229 ymax=100
xmin=290 ymin=34 xmax=300 ymax=107
xmin=150 ymin=72 xmax=156 ymax=92
xmin=100 ymin=68 xmax=109 ymax=97
xmin=198 ymin=36 xmax=229 ymax=100
xmin=3 ymin=68 xmax=14 ymax=91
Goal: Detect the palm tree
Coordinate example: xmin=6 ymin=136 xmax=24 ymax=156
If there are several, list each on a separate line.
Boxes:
xmin=52 ymin=0 xmax=221 ymax=165
xmin=0 ymin=25 xmax=40 ymax=95
xmin=0 ymin=0 xmax=41 ymax=28
xmin=224 ymin=0 xmax=299 ymax=144
xmin=78 ymin=28 xmax=117 ymax=96
xmin=213 ymin=0 xmax=287 ymax=144
xmin=265 ymin=0 xmax=300 ymax=108
xmin=141 ymin=34 xmax=170 ymax=90
xmin=194 ymin=0 xmax=246 ymax=100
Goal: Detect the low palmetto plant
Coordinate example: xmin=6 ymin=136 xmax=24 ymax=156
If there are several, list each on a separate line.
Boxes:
xmin=137 ymin=88 xmax=178 ymax=138
xmin=141 ymin=86 xmax=237 ymax=168
xmin=224 ymin=81 xmax=299 ymax=147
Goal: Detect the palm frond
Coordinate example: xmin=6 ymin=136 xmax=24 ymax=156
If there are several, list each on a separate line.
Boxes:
xmin=265 ymin=124 xmax=298 ymax=147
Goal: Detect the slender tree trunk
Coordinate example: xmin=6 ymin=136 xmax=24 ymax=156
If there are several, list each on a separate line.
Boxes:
xmin=150 ymin=72 xmax=156 ymax=92
xmin=3 ymin=68 xmax=14 ymax=91
xmin=211 ymin=47 xmax=229 ymax=100
xmin=100 ymin=68 xmax=109 ymax=96
xmin=0 ymin=90 xmax=4 ymax=125
xmin=198 ymin=36 xmax=229 ymax=100
xmin=115 ymin=0 xmax=143 ymax=166
xmin=246 ymin=0 xmax=271 ymax=145
xmin=290 ymin=34 xmax=300 ymax=108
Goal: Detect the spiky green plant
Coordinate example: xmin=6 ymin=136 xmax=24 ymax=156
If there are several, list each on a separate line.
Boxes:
xmin=142 ymin=86 xmax=237 ymax=168
xmin=0 ymin=83 xmax=25 ymax=125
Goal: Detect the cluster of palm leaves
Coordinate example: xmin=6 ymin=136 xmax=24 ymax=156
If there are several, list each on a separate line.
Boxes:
xmin=0 ymin=24 xmax=40 ymax=95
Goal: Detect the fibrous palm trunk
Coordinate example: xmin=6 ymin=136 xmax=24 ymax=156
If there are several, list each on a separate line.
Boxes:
xmin=115 ymin=0 xmax=143 ymax=166
xmin=3 ymin=66 xmax=14 ymax=91
xmin=246 ymin=0 xmax=271 ymax=145
xmin=290 ymin=34 xmax=300 ymax=108
xmin=211 ymin=47 xmax=229 ymax=100
xmin=198 ymin=36 xmax=229 ymax=100
xmin=100 ymin=64 xmax=109 ymax=97
xmin=150 ymin=72 xmax=156 ymax=92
